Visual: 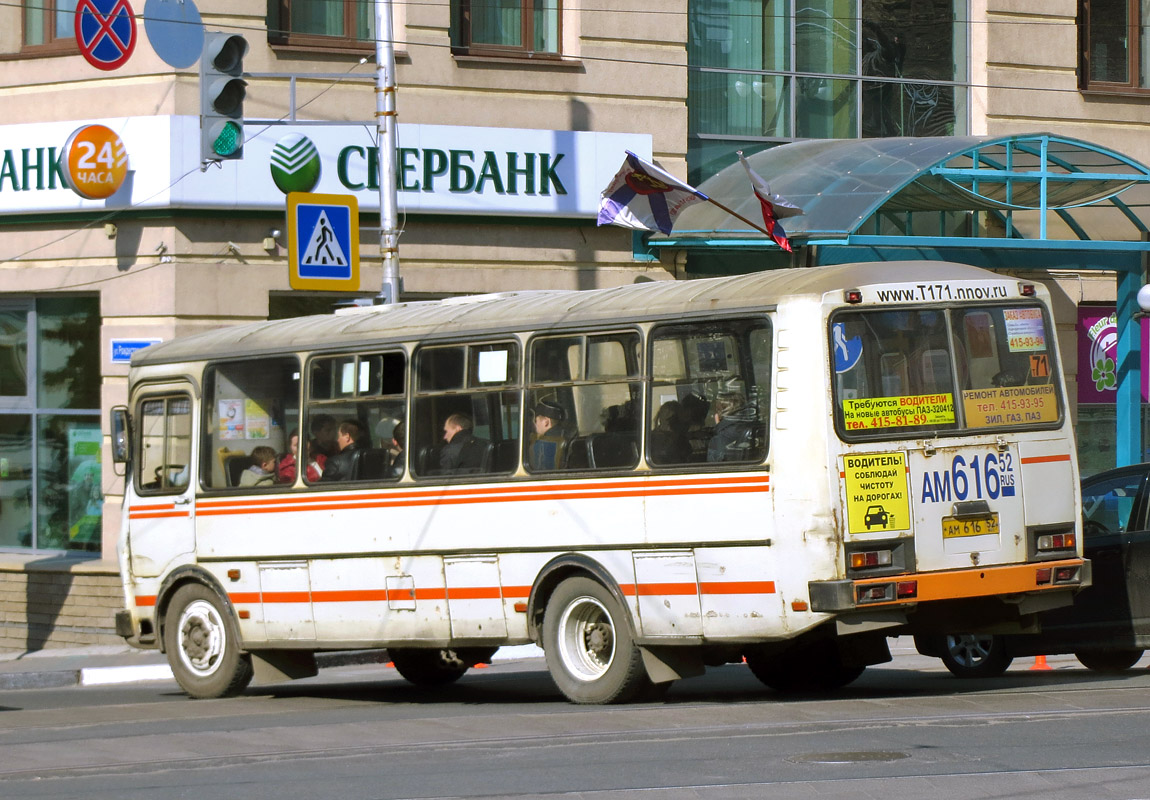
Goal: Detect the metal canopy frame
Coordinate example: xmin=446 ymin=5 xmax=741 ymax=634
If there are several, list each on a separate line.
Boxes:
xmin=651 ymin=133 xmax=1150 ymax=467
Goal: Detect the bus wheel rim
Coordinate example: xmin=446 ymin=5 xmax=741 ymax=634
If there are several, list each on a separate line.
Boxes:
xmin=177 ymin=599 xmax=225 ymax=677
xmin=557 ymin=595 xmax=615 ymax=681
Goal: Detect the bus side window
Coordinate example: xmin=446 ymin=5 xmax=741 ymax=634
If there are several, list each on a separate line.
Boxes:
xmin=527 ymin=332 xmax=641 ymax=473
xmin=648 ymin=319 xmax=770 ymax=467
xmin=201 ymin=357 xmax=300 ymax=490
xmin=412 ymin=342 xmax=519 ymax=478
xmin=305 ymin=351 xmax=407 ymax=483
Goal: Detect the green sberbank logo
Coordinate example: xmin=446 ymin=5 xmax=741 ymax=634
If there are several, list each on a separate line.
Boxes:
xmin=270 ymin=134 xmax=321 ymax=194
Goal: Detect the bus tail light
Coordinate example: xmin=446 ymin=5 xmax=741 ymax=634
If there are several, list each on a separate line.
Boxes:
xmin=844 ymin=289 xmax=863 ymax=304
xmin=1018 ymin=282 xmax=1036 ymax=296
xmin=896 ymin=581 xmax=917 ymax=599
xmin=857 ymin=584 xmax=892 ymax=603
xmin=1053 ymin=566 xmax=1078 ymax=584
xmin=1036 ymin=568 xmax=1053 ymax=585
xmin=850 ymin=549 xmax=893 ymax=569
xmin=1037 ymin=532 xmax=1076 ymax=551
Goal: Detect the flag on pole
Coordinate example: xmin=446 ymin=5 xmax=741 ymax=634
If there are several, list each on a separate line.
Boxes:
xmin=597 ymin=151 xmax=708 ymax=235
xmin=737 ymin=151 xmax=803 ymax=252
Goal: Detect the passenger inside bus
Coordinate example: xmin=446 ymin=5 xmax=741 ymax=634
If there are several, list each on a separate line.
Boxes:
xmin=649 ymin=400 xmax=692 ymax=465
xmin=389 ymin=420 xmax=405 ymax=478
xmin=707 ymin=389 xmax=760 ymax=462
xmin=528 ymin=400 xmax=568 ymax=470
xmin=239 ymin=446 xmax=277 ymax=487
xmin=440 ymin=413 xmax=490 ymax=473
xmin=322 ymin=419 xmax=368 ymax=481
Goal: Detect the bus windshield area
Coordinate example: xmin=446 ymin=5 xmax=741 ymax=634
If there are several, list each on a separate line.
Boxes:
xmin=832 ymin=305 xmax=1061 ymax=438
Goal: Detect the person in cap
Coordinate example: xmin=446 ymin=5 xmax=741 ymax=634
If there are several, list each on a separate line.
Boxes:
xmin=706 ymin=390 xmax=760 ymax=462
xmin=529 ymin=399 xmax=567 ymax=470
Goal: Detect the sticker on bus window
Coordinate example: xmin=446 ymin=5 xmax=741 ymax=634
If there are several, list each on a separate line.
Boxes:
xmin=1003 ymin=308 xmax=1046 ymax=352
xmin=961 ymin=385 xmax=1058 ymax=427
xmin=842 ymin=393 xmax=955 ymax=431
xmin=842 ymin=452 xmax=910 ymax=534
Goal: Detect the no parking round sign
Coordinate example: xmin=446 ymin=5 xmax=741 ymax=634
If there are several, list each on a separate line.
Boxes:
xmin=75 ymin=0 xmax=137 ymax=71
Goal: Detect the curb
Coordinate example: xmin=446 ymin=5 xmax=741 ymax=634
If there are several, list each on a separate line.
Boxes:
xmin=1 ymin=644 xmax=546 ymax=691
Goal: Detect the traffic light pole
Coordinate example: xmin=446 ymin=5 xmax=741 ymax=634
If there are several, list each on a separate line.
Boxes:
xmin=375 ymin=0 xmax=401 ymax=305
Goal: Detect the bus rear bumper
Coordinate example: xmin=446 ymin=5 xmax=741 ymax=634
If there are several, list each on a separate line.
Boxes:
xmin=808 ymin=558 xmax=1089 ymax=613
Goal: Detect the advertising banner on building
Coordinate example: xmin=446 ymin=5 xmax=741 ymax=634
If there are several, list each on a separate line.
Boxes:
xmin=1077 ymin=305 xmax=1150 ymax=404
xmin=0 ymin=116 xmax=652 ymax=219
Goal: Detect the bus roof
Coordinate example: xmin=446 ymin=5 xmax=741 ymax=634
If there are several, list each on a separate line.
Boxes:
xmin=133 ymin=261 xmax=1016 ymax=366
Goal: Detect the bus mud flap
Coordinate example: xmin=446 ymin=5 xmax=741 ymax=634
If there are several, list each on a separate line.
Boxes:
xmin=639 ymin=646 xmax=706 ymax=683
xmin=250 ymin=650 xmax=319 ymax=684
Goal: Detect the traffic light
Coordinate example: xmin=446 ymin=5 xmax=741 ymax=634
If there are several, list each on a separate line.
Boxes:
xmin=199 ymin=31 xmax=248 ymax=162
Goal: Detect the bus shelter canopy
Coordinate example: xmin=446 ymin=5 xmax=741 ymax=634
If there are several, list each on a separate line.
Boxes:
xmin=661 ymin=133 xmax=1150 ymax=245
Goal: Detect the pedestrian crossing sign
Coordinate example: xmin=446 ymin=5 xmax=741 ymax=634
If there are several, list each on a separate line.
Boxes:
xmin=287 ymin=192 xmax=360 ymax=291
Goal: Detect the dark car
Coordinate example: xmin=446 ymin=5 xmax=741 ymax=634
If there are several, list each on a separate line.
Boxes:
xmin=918 ymin=462 xmax=1150 ymax=677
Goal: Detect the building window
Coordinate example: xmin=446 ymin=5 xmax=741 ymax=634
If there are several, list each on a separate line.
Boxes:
xmin=687 ymin=0 xmax=969 ymax=183
xmin=0 ymin=297 xmax=101 ymax=553
xmin=269 ymin=0 xmax=375 ymax=50
xmin=1079 ymin=0 xmax=1150 ymax=91
xmin=451 ymin=0 xmax=561 ymax=57
xmin=23 ymin=0 xmax=79 ymax=52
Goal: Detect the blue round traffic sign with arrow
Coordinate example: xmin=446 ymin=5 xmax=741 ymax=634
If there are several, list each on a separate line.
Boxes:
xmin=75 ymin=0 xmax=137 ymax=71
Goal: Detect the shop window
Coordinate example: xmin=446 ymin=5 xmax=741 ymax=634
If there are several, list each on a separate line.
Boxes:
xmin=451 ymin=0 xmax=561 ymax=57
xmin=1079 ymin=0 xmax=1150 ymax=91
xmin=202 ymin=358 xmax=301 ymax=490
xmin=22 ymin=0 xmax=80 ymax=52
xmin=269 ymin=0 xmax=375 ymax=50
xmin=0 ymin=297 xmax=100 ymax=552
xmin=412 ymin=342 xmax=520 ymax=477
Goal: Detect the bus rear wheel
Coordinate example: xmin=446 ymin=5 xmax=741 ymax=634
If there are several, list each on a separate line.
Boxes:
xmin=163 ymin=583 xmax=253 ymax=699
xmin=1075 ymin=648 xmax=1143 ymax=673
xmin=389 ymin=647 xmax=495 ymax=686
xmin=543 ymin=576 xmax=651 ymax=704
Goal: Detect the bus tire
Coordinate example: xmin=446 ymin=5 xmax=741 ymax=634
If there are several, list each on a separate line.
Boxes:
xmin=389 ymin=648 xmax=478 ymax=686
xmin=939 ymin=633 xmax=1012 ymax=678
xmin=543 ymin=576 xmax=650 ymax=704
xmin=163 ymin=583 xmax=253 ymax=699
xmin=1075 ymin=648 xmax=1143 ymax=673
xmin=744 ymin=642 xmax=864 ymax=693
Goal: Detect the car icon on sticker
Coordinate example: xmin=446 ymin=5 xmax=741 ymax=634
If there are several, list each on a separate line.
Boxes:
xmin=864 ymin=505 xmax=889 ymax=529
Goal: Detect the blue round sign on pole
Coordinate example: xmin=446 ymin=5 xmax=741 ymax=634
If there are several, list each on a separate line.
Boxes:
xmin=75 ymin=0 xmax=137 ymax=71
xmin=144 ymin=0 xmax=203 ymax=69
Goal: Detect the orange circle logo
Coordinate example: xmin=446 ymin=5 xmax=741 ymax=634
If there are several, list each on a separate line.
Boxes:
xmin=63 ymin=125 xmax=129 ymax=200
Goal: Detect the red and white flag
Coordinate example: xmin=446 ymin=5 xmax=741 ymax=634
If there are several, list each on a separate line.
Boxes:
xmin=737 ymin=151 xmax=802 ymax=252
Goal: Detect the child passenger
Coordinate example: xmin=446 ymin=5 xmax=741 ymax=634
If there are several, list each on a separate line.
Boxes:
xmin=240 ymin=446 xmax=277 ymax=487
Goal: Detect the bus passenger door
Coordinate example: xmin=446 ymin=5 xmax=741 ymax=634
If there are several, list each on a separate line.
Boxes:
xmin=128 ymin=391 xmax=195 ymax=578
xmin=633 ymin=550 xmax=703 ymax=638
xmin=444 ymin=555 xmax=507 ymax=640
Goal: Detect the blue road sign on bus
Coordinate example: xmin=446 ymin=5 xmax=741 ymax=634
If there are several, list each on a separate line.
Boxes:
xmin=288 ymin=192 xmax=360 ymax=291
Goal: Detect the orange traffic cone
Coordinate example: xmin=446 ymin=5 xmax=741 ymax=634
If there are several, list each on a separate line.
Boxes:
xmin=1029 ymin=655 xmax=1052 ymax=671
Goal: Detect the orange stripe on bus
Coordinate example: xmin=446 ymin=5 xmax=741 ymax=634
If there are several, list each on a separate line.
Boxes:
xmin=699 ymin=581 xmax=776 ymax=594
xmin=136 ymin=595 xmax=157 ymax=607
xmin=129 ymin=511 xmax=191 ymax=520
xmin=502 ymin=585 xmax=531 ymax=599
xmin=1020 ymin=454 xmax=1071 ymax=464
xmin=635 ymin=582 xmax=699 ymax=596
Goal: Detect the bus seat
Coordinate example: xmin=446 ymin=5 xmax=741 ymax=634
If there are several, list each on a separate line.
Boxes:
xmin=219 ymin=448 xmax=253 ymax=488
xmin=358 ymin=447 xmax=391 ymax=480
xmin=492 ymin=440 xmax=518 ymax=473
xmin=587 ymin=433 xmax=638 ymax=469
xmin=565 ymin=437 xmax=590 ymax=469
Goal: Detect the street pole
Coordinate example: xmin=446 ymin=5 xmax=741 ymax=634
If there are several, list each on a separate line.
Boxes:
xmin=375 ymin=0 xmax=400 ymax=304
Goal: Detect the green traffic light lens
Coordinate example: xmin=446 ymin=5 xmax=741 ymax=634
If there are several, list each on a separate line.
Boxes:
xmin=213 ymin=121 xmax=242 ymax=157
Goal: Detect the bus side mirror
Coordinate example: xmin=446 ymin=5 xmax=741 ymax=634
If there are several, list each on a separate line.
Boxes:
xmin=111 ymin=406 xmax=130 ymax=464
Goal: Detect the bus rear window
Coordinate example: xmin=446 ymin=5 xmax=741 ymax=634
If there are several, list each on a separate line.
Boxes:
xmin=832 ymin=305 xmax=1061 ymax=439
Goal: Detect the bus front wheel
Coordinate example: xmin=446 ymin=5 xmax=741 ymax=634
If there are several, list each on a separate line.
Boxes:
xmin=163 ymin=583 xmax=253 ymax=699
xmin=543 ymin=576 xmax=651 ymax=704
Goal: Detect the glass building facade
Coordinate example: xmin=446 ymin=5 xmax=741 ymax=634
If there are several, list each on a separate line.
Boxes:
xmin=687 ymin=0 xmax=969 ymax=183
xmin=0 ymin=297 xmax=102 ymax=553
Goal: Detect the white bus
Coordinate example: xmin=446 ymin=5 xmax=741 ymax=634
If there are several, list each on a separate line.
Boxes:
xmin=111 ymin=261 xmax=1088 ymax=703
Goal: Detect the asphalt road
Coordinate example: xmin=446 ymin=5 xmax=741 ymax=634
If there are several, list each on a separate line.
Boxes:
xmin=2 ymin=643 xmax=1149 ymax=800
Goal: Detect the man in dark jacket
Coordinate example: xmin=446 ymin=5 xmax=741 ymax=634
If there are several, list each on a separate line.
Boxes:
xmin=439 ymin=413 xmax=488 ymax=473
xmin=321 ymin=419 xmax=367 ymax=481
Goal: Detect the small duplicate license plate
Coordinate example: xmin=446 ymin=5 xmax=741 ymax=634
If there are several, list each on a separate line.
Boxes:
xmin=941 ymin=514 xmax=1000 ymax=539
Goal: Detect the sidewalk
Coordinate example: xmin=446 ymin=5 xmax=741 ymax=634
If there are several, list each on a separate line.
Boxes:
xmin=0 ymin=643 xmax=548 ymax=691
